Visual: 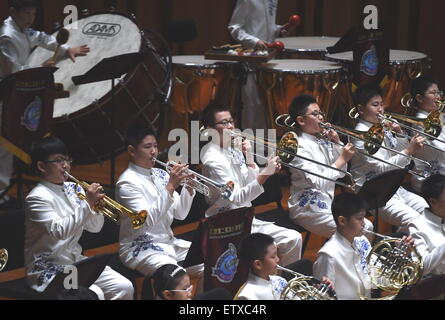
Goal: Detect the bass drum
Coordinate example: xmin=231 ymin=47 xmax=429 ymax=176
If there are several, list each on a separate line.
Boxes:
xmin=28 ymin=11 xmax=171 ymax=165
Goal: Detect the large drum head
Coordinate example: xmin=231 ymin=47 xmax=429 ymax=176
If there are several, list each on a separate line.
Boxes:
xmin=280 ymin=36 xmax=340 ymax=59
xmin=28 ymin=13 xmax=141 ymax=118
xmin=27 ymin=12 xmax=169 ymax=165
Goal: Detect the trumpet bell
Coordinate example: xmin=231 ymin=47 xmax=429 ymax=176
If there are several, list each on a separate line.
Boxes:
xmin=277 ymin=131 xmax=299 ymax=164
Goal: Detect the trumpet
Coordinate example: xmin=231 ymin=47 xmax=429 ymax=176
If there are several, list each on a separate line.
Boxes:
xmin=275 ymin=114 xmax=431 ymax=179
xmin=64 ymin=172 xmax=148 ymax=229
xmin=277 ymin=265 xmax=337 ymax=300
xmin=0 ymin=248 xmax=8 ymax=272
xmin=363 ymin=230 xmax=423 ymax=294
xmin=152 ymin=158 xmax=234 ymax=200
xmin=229 ymin=130 xmax=356 ymax=190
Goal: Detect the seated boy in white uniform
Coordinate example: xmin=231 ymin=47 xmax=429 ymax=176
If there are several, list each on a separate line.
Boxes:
xmin=115 ymin=126 xmax=203 ymax=280
xmin=200 ymin=103 xmax=302 ymax=266
xmin=349 ymin=85 xmax=428 ymax=229
xmin=408 ymin=77 xmax=445 ymax=192
xmin=409 ymin=174 xmax=445 ymax=275
xmin=25 ymin=136 xmax=134 ymax=299
xmin=286 ymin=94 xmax=373 ymax=237
xmin=313 ymin=192 xmax=373 ymax=300
xmin=234 ymin=233 xmax=289 ymax=300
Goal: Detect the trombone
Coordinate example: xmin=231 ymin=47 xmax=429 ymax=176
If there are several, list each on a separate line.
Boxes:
xmin=64 ymin=172 xmax=148 ymax=229
xmin=152 ymin=158 xmax=234 ymax=200
xmin=275 ymin=114 xmax=431 ymax=179
xmin=0 ymin=248 xmax=8 ymax=272
xmin=228 ymin=130 xmax=356 ymax=190
xmin=378 ymin=112 xmax=445 ymax=148
xmin=277 ymin=265 xmax=337 ymax=300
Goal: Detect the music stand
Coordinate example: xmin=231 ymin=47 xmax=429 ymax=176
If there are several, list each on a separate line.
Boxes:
xmin=43 ymin=253 xmax=112 ymax=299
xmin=357 ymin=168 xmax=408 ymax=232
xmin=72 ymin=52 xmax=145 ymax=185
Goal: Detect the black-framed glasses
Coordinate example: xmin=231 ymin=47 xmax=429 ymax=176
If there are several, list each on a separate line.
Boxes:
xmin=214 ymin=119 xmax=235 ymax=127
xmin=304 ymin=111 xmax=326 ymax=118
xmin=44 ymin=157 xmax=73 ymax=165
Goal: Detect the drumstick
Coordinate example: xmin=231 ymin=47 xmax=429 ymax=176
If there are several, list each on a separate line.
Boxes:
xmin=49 ymin=28 xmax=70 ymax=64
xmin=282 ymin=14 xmax=301 ymax=31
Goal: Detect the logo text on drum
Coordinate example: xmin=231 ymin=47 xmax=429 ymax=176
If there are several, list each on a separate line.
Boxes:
xmin=363 ymin=5 xmax=378 ymax=30
xmin=82 ymin=22 xmax=122 ymax=37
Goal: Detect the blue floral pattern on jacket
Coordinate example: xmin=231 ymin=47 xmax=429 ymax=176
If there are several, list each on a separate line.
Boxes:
xmin=130 ymin=234 xmax=165 ymax=258
xmin=297 ymin=188 xmax=328 ymax=210
xmin=32 ymin=255 xmax=65 ymax=287
xmin=152 ymin=168 xmax=169 ymax=187
xmin=353 ymin=237 xmax=371 ymax=274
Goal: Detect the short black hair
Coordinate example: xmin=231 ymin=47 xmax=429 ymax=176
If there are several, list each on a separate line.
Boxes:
xmin=30 ymin=136 xmax=69 ymax=173
xmin=353 ymin=85 xmax=382 ymax=107
xmin=288 ymin=94 xmax=317 ymax=131
xmin=421 ymin=174 xmax=445 ymax=206
xmin=9 ymin=0 xmax=38 ymax=10
xmin=152 ymin=264 xmax=187 ymax=299
xmin=201 ymin=103 xmax=231 ymax=128
xmin=125 ymin=126 xmax=158 ymax=148
xmin=56 ymin=287 xmax=99 ymax=300
xmin=239 ymin=233 xmax=275 ymax=266
xmin=410 ymin=76 xmax=439 ymax=108
xmin=331 ymin=192 xmax=366 ymax=225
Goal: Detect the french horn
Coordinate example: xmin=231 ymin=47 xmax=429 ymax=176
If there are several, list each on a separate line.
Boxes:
xmin=0 ymin=248 xmax=8 ymax=272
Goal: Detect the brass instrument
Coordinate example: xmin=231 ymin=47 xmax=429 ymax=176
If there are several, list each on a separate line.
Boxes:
xmin=64 ymin=172 xmax=147 ymax=229
xmin=275 ymin=114 xmax=431 ymax=179
xmin=229 ymin=130 xmax=356 ymax=190
xmin=363 ymin=230 xmax=423 ymax=294
xmin=379 ymin=112 xmax=445 ymax=144
xmin=401 ymin=93 xmax=414 ymax=110
xmin=277 ymin=265 xmax=337 ymax=300
xmin=152 ymin=158 xmax=234 ymax=200
xmin=0 ymin=248 xmax=8 ymax=272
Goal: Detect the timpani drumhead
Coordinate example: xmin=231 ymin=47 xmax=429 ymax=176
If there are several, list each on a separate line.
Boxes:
xmin=325 ymin=49 xmax=428 ymax=65
xmin=281 ymin=36 xmax=340 ymax=54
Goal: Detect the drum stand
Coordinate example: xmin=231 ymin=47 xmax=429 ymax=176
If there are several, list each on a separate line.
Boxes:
xmin=357 ymin=167 xmax=408 ymax=233
xmin=72 ymin=53 xmax=145 ymax=186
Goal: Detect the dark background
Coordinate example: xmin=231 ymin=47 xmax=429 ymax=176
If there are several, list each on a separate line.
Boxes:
xmin=1 ymin=0 xmax=444 ymax=85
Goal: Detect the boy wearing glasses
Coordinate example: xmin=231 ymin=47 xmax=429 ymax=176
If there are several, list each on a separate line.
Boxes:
xmin=287 ymin=94 xmax=373 ymax=238
xmin=200 ymin=103 xmax=302 ymax=266
xmin=408 ymin=77 xmax=445 ymax=193
xmin=24 ymin=136 xmax=134 ymax=299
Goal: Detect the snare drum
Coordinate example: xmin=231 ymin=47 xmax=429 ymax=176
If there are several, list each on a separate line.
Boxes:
xmin=279 ymin=36 xmax=340 ymax=60
xmin=28 ymin=12 xmax=170 ymax=165
xmin=255 ymin=59 xmax=352 ymax=127
xmin=325 ymin=50 xmax=431 ymax=113
xmin=171 ymin=56 xmax=236 ymax=115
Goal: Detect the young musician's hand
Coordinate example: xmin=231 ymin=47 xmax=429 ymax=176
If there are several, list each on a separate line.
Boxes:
xmin=405 ymin=134 xmax=425 ymax=155
xmin=86 ymin=183 xmax=105 ymax=209
xmin=255 ymin=40 xmax=268 ymax=50
xmin=340 ymin=143 xmax=356 ymax=162
xmin=166 ymin=163 xmax=192 ymax=195
xmin=321 ymin=277 xmax=335 ymax=290
xmin=42 ymin=58 xmax=56 ymax=67
xmin=67 ymin=45 xmax=90 ymax=62
xmin=261 ymin=156 xmax=281 ymax=177
xmin=324 ymin=122 xmax=340 ymax=143
xmin=242 ymin=139 xmax=255 ymax=167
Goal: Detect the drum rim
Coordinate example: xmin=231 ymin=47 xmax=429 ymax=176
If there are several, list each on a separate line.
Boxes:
xmin=255 ymin=60 xmax=344 ymax=74
xmin=325 ymin=49 xmax=429 ymax=65
xmin=280 ymin=36 xmax=340 ymax=53
xmin=172 ymin=55 xmax=234 ymax=68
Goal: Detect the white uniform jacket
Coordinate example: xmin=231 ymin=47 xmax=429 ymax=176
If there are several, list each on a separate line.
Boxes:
xmin=313 ymin=232 xmax=372 ymax=300
xmin=115 ymin=163 xmax=195 ymax=270
xmin=288 ymin=132 xmax=346 ymax=218
xmin=25 ymin=181 xmax=104 ymax=292
xmin=350 ymin=119 xmax=411 ymax=187
xmin=0 ymin=16 xmax=68 ymax=79
xmin=410 ymin=110 xmax=445 ymax=192
xmin=228 ymin=0 xmax=282 ymax=49
xmin=409 ymin=208 xmax=445 ymax=275
xmin=235 ymin=271 xmax=288 ymax=300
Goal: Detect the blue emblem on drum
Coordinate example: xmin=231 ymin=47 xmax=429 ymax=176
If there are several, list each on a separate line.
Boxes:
xmin=360 ymin=45 xmax=379 ymax=76
xmin=211 ymin=243 xmax=239 ymax=283
xmin=21 ymin=96 xmax=42 ymax=132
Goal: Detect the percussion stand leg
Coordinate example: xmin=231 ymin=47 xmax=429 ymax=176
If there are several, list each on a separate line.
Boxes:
xmin=110 ymin=78 xmax=117 ymax=186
